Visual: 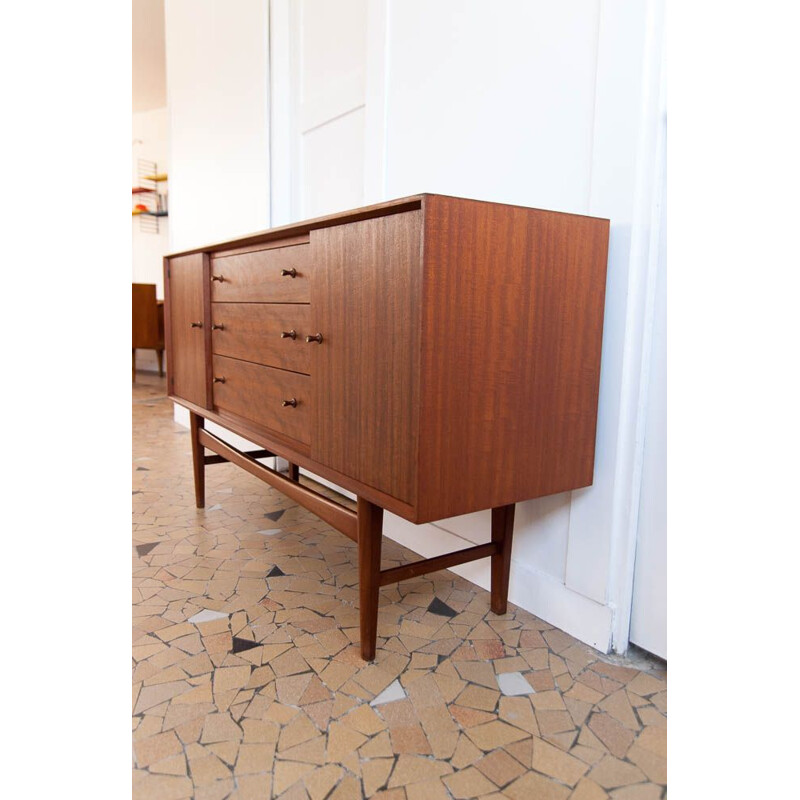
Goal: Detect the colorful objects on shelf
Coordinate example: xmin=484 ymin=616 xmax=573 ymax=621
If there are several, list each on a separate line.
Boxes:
xmin=132 ymin=159 xmax=168 ymax=231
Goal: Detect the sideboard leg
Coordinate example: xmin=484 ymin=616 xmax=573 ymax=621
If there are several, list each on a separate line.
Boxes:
xmin=358 ymin=497 xmax=384 ymax=661
xmin=190 ymin=412 xmax=206 ymax=509
xmin=490 ymin=503 xmax=516 ymax=614
xmin=287 ymin=462 xmax=299 ymax=482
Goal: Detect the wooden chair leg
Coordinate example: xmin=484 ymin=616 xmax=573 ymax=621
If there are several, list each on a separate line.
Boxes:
xmin=157 ymin=349 xmax=164 ymax=377
xmin=132 ymin=349 xmax=136 ymax=382
xmin=357 ymin=497 xmax=384 ymax=661
xmin=490 ymin=504 xmax=516 ymax=614
xmin=287 ymin=462 xmax=299 ymax=482
xmin=190 ymin=412 xmax=205 ymax=508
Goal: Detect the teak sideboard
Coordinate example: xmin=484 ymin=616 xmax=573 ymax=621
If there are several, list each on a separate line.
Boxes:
xmin=164 ymin=193 xmax=610 ymax=660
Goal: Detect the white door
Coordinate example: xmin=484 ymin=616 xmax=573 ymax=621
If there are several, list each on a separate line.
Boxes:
xmin=629 ymin=136 xmax=667 ymax=660
xmin=270 ymin=0 xmax=369 ymax=226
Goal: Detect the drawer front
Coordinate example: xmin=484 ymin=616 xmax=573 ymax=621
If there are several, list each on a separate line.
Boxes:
xmin=212 ymin=303 xmax=311 ymax=374
xmin=212 ymin=355 xmax=311 ymax=445
xmin=211 ymin=243 xmax=311 ymax=303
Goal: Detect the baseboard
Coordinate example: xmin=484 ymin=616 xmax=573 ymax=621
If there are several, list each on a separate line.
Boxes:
xmin=382 ymin=513 xmax=614 ymax=653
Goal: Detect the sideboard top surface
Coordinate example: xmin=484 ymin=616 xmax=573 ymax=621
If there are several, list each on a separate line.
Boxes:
xmin=166 ymin=193 xmax=610 ymax=259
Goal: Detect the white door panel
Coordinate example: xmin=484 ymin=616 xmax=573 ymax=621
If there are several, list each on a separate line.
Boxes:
xmin=301 ymin=107 xmax=366 ymax=218
xmin=273 ymin=0 xmax=369 ymax=223
xmin=630 ymin=165 xmax=667 ymax=658
xmin=300 ymin=0 xmax=368 ymax=130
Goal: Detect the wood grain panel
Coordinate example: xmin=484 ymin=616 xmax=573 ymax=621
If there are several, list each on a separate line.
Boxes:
xmin=212 ymin=355 xmax=311 ymax=445
xmin=132 ymin=283 xmax=161 ymax=349
xmin=211 ymin=303 xmax=311 ymax=374
xmin=211 ymin=243 xmax=311 ymax=303
xmin=310 ymin=211 xmax=422 ymax=505
xmin=416 ymin=195 xmax=609 ymax=521
xmin=165 ymin=254 xmax=209 ymax=408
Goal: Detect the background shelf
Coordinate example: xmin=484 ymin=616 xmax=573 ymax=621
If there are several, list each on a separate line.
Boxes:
xmin=133 ymin=159 xmax=168 ymax=232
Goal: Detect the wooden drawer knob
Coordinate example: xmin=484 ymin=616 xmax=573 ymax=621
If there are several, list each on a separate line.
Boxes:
xmin=280 ymin=329 xmax=297 ymax=340
xmin=190 ymin=321 xmax=203 ymax=328
xmin=281 ymin=268 xmax=297 ymax=278
xmin=212 ymin=274 xmax=225 ymax=282
xmin=213 ymin=376 xmax=226 ymax=384
xmin=212 ymin=323 xmax=225 ymax=331
xmin=305 ymin=333 xmax=323 ymax=344
xmin=282 ymin=398 xmax=297 ymax=408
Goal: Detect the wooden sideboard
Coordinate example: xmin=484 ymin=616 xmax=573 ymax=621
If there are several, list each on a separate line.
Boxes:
xmin=164 ymin=194 xmax=610 ymax=660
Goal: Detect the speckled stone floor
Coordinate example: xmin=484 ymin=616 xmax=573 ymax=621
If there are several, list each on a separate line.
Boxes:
xmin=133 ymin=372 xmax=667 ymax=800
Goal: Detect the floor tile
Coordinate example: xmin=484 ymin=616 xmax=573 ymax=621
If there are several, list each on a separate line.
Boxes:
xmin=131 ymin=374 xmax=667 ymax=800
xmin=497 ymin=671 xmax=535 ymax=696
xmin=370 ymin=679 xmax=407 ymax=706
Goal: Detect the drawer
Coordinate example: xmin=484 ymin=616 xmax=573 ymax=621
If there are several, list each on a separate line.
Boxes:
xmin=211 ymin=303 xmax=311 ymax=375
xmin=212 ymin=355 xmax=311 ymax=445
xmin=211 ymin=243 xmax=311 ymax=303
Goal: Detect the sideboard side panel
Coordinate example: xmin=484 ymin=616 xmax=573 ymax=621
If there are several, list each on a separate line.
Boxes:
xmin=417 ymin=195 xmax=610 ymax=521
xmin=310 ymin=211 xmax=423 ymax=507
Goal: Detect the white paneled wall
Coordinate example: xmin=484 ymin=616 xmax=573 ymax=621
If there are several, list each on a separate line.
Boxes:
xmin=294 ymin=0 xmax=368 ymax=220
xmin=381 ymin=0 xmax=599 ymax=212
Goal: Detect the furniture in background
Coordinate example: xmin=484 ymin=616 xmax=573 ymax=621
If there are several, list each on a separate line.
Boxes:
xmin=132 ymin=283 xmax=165 ymax=380
xmin=164 ymin=194 xmax=610 ymax=660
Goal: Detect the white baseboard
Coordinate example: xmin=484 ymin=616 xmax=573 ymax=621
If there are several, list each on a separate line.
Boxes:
xmin=172 ymin=404 xmax=613 ymax=652
xmin=382 ymin=514 xmax=613 ymax=653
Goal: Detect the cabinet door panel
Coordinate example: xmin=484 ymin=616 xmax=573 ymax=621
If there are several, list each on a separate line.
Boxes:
xmin=166 ymin=254 xmax=210 ymax=407
xmin=310 ymin=211 xmax=422 ymax=505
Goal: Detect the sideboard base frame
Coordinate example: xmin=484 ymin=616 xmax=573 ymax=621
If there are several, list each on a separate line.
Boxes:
xmin=189 ymin=411 xmax=516 ymax=661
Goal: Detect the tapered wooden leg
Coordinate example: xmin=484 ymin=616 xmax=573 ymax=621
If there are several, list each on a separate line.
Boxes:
xmin=287 ymin=462 xmax=299 ymax=482
xmin=190 ymin=412 xmax=205 ymax=508
xmin=132 ymin=349 xmax=136 ymax=382
xmin=357 ymin=497 xmax=384 ymax=661
xmin=490 ymin=504 xmax=516 ymax=614
xmin=157 ymin=349 xmax=164 ymax=377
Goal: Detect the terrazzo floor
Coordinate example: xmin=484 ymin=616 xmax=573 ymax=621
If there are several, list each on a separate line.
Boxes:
xmin=133 ymin=372 xmax=667 ymax=800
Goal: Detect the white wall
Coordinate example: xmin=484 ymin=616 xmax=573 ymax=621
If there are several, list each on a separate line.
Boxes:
xmin=164 ymin=0 xmax=270 ymax=252
xmin=132 ymin=106 xmax=170 ymax=373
